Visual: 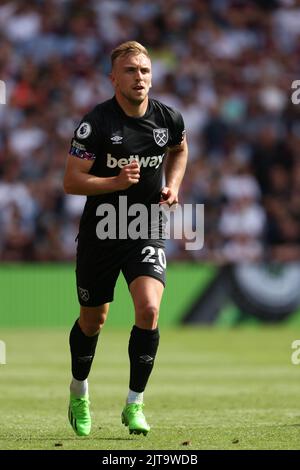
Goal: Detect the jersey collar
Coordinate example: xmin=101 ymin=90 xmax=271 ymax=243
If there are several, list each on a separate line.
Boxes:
xmin=112 ymin=96 xmax=152 ymax=120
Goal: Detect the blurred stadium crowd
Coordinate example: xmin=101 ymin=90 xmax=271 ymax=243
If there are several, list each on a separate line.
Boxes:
xmin=1 ymin=0 xmax=300 ymax=262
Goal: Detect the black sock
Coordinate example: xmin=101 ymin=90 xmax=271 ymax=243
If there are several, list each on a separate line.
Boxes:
xmin=69 ymin=319 xmax=99 ymax=381
xmin=128 ymin=325 xmax=160 ymax=393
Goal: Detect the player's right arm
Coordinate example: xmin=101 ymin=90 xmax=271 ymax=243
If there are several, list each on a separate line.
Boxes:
xmin=64 ymin=115 xmax=140 ymax=195
xmin=63 ymin=156 xmax=140 ymax=196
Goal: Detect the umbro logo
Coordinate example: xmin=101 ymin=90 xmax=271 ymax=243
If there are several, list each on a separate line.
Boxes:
xmin=111 ymin=135 xmax=123 ymax=144
xmin=153 ymin=265 xmax=164 ymax=275
xmin=78 ymin=355 xmax=93 ymax=363
xmin=139 ymin=355 xmax=154 ymax=364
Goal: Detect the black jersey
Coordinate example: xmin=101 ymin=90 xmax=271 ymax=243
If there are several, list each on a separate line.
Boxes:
xmin=69 ymin=96 xmax=185 ymax=238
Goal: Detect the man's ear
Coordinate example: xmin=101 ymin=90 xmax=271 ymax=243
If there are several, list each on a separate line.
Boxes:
xmin=109 ymin=72 xmax=115 ymax=87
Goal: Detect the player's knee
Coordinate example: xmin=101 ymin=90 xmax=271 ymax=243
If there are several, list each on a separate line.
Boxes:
xmin=94 ymin=311 xmax=107 ymax=330
xmin=79 ymin=308 xmax=108 ymax=336
xmin=80 ymin=316 xmax=106 ymax=336
xmin=136 ymin=304 xmax=159 ymax=329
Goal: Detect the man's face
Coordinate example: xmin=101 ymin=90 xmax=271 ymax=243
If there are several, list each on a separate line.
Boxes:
xmin=110 ymin=53 xmax=152 ymax=105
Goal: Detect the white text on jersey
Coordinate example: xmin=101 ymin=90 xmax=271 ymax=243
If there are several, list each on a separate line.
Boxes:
xmin=107 ymin=153 xmax=165 ymax=170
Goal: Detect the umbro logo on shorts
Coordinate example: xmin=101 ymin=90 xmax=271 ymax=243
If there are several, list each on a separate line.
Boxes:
xmin=153 ymin=265 xmax=164 ymax=275
xmin=107 ymin=153 xmax=165 ymax=169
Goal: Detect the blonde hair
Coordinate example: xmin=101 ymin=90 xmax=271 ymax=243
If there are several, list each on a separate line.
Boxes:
xmin=111 ymin=41 xmax=149 ymax=68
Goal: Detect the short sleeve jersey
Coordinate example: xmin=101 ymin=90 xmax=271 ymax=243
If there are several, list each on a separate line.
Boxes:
xmin=69 ymin=96 xmax=185 ymax=236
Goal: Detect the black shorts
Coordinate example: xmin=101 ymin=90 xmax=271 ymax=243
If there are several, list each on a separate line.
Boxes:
xmin=76 ymin=237 xmax=166 ymax=306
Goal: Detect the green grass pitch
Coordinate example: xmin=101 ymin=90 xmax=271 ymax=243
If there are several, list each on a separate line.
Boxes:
xmin=1 ymin=327 xmax=300 ymax=450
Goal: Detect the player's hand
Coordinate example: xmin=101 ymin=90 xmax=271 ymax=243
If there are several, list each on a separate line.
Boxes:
xmin=116 ymin=161 xmax=140 ymax=190
xmin=159 ymin=186 xmax=178 ymax=207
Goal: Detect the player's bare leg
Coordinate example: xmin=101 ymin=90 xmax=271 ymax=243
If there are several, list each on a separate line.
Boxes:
xmin=122 ymin=276 xmax=163 ymax=435
xmin=68 ymin=304 xmax=109 ymax=436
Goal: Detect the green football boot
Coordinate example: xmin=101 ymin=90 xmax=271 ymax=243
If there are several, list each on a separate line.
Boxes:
xmin=121 ymin=403 xmax=150 ymax=436
xmin=68 ymin=394 xmax=91 ymax=436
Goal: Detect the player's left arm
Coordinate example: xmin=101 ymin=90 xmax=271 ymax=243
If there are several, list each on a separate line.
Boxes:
xmin=160 ymin=135 xmax=188 ymax=206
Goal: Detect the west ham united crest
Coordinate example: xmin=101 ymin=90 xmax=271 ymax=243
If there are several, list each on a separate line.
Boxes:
xmin=78 ymin=287 xmax=90 ymax=302
xmin=153 ymin=128 xmax=168 ymax=147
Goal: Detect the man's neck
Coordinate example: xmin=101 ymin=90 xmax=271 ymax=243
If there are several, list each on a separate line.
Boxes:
xmin=115 ymin=94 xmax=148 ymax=118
